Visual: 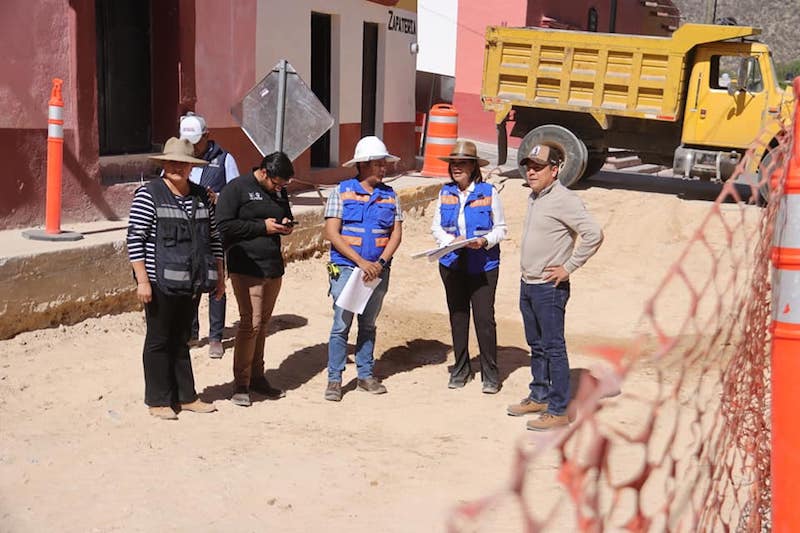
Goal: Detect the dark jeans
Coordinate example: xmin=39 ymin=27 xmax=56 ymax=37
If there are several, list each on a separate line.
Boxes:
xmin=439 ymin=264 xmax=499 ymax=386
xmin=143 ymin=285 xmax=199 ymax=407
xmin=191 ymin=292 xmax=226 ymax=342
xmin=519 ymin=280 xmax=570 ymax=415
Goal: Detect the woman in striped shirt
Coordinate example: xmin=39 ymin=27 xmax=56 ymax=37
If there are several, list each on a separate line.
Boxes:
xmin=127 ymin=137 xmax=224 ymax=420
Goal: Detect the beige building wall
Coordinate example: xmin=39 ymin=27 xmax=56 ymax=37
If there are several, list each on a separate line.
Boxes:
xmin=255 ymin=0 xmax=417 ymax=167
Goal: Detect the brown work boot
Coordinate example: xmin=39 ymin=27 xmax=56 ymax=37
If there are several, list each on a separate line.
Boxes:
xmin=325 ymin=381 xmax=342 ymax=402
xmin=526 ymin=412 xmax=570 ymax=431
xmin=148 ymin=406 xmax=178 ymax=420
xmin=506 ymin=398 xmax=548 ymax=417
xmin=357 ymin=377 xmax=387 ymax=395
xmin=180 ymin=399 xmax=217 ymax=413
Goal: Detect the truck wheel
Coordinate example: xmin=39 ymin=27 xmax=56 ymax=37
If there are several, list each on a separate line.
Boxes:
xmin=518 ymin=125 xmax=587 ymax=188
xmin=755 ymin=148 xmax=776 ymax=205
xmin=584 ymin=150 xmax=609 ymax=179
xmin=497 ymin=121 xmax=508 ymax=166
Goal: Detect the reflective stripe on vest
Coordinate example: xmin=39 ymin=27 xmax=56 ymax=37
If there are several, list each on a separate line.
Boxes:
xmin=437 ymin=181 xmax=500 ymax=273
xmin=145 ymin=180 xmax=216 ymax=295
xmin=330 ymin=178 xmax=397 ymax=266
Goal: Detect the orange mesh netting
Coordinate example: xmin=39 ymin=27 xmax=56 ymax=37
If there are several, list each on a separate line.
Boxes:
xmin=449 ymin=122 xmax=794 ymax=532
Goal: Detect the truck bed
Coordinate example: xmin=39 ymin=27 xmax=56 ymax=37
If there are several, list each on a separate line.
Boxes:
xmin=481 ymin=24 xmax=760 ymax=125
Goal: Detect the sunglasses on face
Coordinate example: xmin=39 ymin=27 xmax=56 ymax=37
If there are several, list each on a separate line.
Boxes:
xmin=527 ymin=162 xmax=552 ymax=171
xmin=450 ymin=160 xmax=473 ymax=167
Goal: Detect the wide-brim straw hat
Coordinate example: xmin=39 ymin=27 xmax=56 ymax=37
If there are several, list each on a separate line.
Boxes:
xmin=438 ymin=139 xmax=489 ymax=167
xmin=149 ymin=137 xmax=208 ymax=166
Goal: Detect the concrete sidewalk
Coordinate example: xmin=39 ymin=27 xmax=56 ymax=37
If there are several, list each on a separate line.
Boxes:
xmin=0 ymin=174 xmax=448 ymax=340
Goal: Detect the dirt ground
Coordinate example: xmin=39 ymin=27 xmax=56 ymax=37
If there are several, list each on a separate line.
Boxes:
xmin=0 ymin=176 xmax=760 ymax=532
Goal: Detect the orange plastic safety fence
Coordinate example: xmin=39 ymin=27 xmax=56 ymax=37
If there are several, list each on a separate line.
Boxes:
xmin=448 ymin=120 xmax=794 ymax=532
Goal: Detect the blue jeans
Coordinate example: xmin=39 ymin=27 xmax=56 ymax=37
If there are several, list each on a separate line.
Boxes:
xmin=191 ymin=292 xmax=226 ymax=342
xmin=327 ymin=266 xmax=390 ymax=382
xmin=519 ymin=281 xmax=571 ymax=416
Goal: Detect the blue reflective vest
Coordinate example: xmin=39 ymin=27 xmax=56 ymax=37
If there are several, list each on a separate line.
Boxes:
xmin=330 ymin=178 xmax=398 ymax=267
xmin=438 ymin=181 xmax=500 ymax=273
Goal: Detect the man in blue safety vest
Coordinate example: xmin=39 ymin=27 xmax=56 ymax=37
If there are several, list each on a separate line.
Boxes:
xmin=322 ymin=136 xmax=404 ymax=402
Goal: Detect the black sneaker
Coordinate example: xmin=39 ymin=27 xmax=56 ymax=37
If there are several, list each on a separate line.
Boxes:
xmin=250 ymin=377 xmax=286 ymax=399
xmin=357 ymin=377 xmax=387 ymax=395
xmin=482 ymin=382 xmax=501 ymax=394
xmin=231 ymin=386 xmax=251 ymax=407
xmin=448 ymin=373 xmax=474 ymax=389
xmin=325 ymin=381 xmax=342 ymax=402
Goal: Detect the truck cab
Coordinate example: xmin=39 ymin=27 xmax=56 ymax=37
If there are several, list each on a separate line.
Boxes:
xmin=675 ymin=41 xmax=792 ymax=180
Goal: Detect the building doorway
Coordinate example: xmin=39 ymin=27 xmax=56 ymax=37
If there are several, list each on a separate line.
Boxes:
xmin=311 ymin=12 xmax=332 ymax=167
xmin=95 ymin=0 xmax=152 ymax=155
xmin=361 ymin=22 xmax=379 ymax=138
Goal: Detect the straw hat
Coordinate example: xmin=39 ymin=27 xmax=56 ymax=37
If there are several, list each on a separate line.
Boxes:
xmin=437 ymin=140 xmax=489 ymax=167
xmin=343 ymin=136 xmax=400 ymax=167
xmin=149 ymin=137 xmax=208 ymax=165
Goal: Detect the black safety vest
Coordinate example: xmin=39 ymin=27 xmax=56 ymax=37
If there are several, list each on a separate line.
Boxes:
xmin=146 ymin=179 xmax=218 ymax=296
xmin=198 ymin=141 xmax=230 ymax=193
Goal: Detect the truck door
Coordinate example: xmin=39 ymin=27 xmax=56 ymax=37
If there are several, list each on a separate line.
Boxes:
xmin=682 ymin=45 xmax=769 ymax=149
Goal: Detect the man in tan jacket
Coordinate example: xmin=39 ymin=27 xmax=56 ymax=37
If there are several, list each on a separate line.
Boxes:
xmin=507 ymin=144 xmax=604 ymax=431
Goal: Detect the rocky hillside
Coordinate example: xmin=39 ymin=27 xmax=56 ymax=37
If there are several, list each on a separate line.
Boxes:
xmin=672 ymin=0 xmax=800 ymax=65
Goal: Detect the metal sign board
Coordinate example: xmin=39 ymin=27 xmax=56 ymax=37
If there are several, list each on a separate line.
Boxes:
xmin=231 ymin=60 xmax=334 ymax=161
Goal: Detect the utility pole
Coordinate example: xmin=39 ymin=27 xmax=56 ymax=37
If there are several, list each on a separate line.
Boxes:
xmin=705 ymin=0 xmax=718 ymax=24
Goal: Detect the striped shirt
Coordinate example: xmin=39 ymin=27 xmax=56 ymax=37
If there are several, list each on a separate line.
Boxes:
xmin=127 ymin=186 xmax=224 ymax=283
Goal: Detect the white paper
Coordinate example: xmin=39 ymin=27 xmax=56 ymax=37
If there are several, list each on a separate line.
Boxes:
xmin=411 ymin=237 xmax=483 ymax=262
xmin=335 ymin=267 xmax=382 ymax=314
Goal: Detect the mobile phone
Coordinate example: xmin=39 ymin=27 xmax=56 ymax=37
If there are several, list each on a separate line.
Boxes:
xmin=283 ymin=219 xmax=297 ymax=227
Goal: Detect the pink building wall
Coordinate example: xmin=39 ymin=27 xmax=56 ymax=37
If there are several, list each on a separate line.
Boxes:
xmin=453 ymin=0 xmax=677 ymax=145
xmin=193 ymin=1 xmax=263 ymax=174
xmin=2 ymin=0 xmax=104 ymax=229
xmin=452 ymin=0 xmax=528 ymax=144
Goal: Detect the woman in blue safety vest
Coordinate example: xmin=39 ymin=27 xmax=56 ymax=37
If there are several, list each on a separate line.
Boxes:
xmin=322 ymin=136 xmax=404 ymax=402
xmin=431 ymin=140 xmax=507 ymax=393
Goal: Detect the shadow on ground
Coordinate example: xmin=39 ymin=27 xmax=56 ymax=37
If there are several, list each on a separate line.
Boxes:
xmin=494 ymin=168 xmax=757 ymax=204
xmin=373 ymin=338 xmax=450 ymax=381
xmin=193 ymin=313 xmax=308 ymax=351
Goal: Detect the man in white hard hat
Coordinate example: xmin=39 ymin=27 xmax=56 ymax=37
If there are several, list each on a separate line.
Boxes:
xmin=179 ymin=112 xmax=240 ymax=359
xmin=507 ymin=144 xmax=603 ymax=431
xmin=322 ymin=136 xmax=404 ymax=402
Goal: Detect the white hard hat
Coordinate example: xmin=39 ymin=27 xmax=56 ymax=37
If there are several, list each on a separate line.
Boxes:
xmin=343 ymin=136 xmax=400 ymax=168
xmin=179 ymin=113 xmax=207 ymax=145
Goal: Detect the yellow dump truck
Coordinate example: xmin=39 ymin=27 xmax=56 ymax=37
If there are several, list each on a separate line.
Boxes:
xmin=482 ymin=23 xmax=794 ymax=187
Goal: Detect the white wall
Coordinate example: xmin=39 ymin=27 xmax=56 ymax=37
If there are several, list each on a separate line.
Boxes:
xmin=256 ymin=0 xmax=417 ymax=128
xmin=416 ymin=0 xmax=458 ymax=76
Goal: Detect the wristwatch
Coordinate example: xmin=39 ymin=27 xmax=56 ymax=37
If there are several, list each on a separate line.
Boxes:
xmin=377 ymin=258 xmax=387 ymax=268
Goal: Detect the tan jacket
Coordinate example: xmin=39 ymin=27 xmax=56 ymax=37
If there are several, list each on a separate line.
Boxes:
xmin=520 ymin=181 xmax=603 ymax=284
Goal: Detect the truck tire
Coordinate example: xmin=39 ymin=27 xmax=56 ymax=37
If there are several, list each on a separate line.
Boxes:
xmin=497 ymin=120 xmax=508 ymax=166
xmin=755 ymin=148 xmax=776 ymax=205
xmin=584 ymin=150 xmax=609 ymax=179
xmin=518 ymin=125 xmax=587 ymax=188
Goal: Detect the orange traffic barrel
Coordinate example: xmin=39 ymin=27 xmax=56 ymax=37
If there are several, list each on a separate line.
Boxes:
xmin=421 ymin=104 xmax=458 ymax=177
xmin=415 ymin=112 xmax=425 ymax=155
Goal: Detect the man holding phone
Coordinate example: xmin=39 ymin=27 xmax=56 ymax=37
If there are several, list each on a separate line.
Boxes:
xmin=216 ymin=152 xmax=295 ymax=407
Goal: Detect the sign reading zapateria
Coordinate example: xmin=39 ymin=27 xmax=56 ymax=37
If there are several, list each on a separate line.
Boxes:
xmin=387 ymin=10 xmax=415 ymax=34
